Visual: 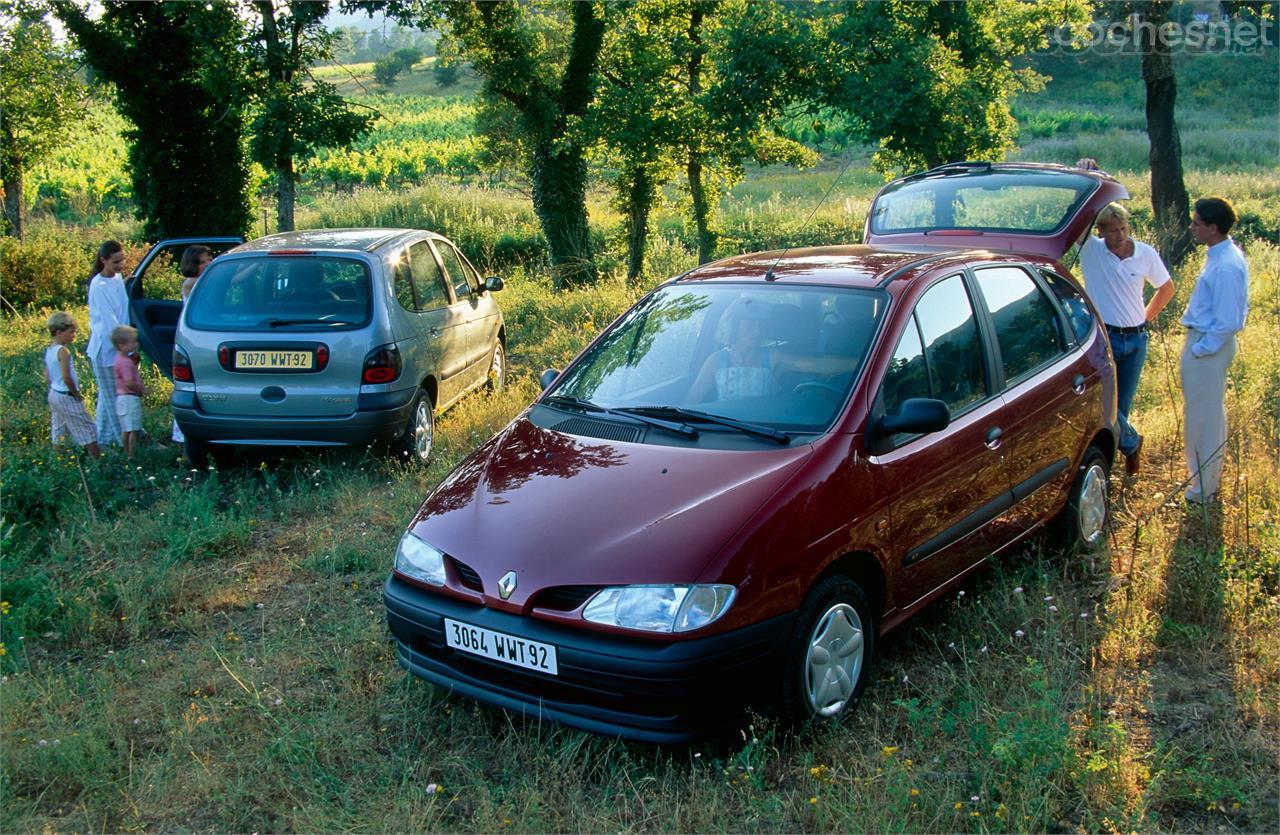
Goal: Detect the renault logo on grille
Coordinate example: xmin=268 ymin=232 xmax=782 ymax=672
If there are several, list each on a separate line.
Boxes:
xmin=498 ymin=571 xmax=517 ymax=600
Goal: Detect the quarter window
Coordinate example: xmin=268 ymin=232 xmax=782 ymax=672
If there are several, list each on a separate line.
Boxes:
xmin=1041 ymin=269 xmax=1093 ymax=345
xmin=435 ymin=242 xmax=472 ymax=301
xmin=393 ymin=252 xmax=417 ymax=311
xmin=974 ymin=267 xmax=1066 ymax=384
xmin=409 ymin=242 xmax=450 ymax=310
xmin=915 ymin=274 xmax=987 ymax=412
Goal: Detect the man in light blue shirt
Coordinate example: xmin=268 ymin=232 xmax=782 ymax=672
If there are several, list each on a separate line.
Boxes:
xmin=1179 ymin=197 xmax=1249 ymax=504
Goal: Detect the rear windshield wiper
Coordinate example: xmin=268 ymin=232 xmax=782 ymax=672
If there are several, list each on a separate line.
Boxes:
xmin=263 ymin=318 xmax=355 ymax=328
xmin=620 ymin=405 xmax=792 ymax=444
xmin=542 ymin=395 xmax=698 ymax=440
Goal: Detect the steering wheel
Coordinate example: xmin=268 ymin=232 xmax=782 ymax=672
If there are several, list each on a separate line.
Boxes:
xmin=791 ymin=381 xmax=845 ymax=399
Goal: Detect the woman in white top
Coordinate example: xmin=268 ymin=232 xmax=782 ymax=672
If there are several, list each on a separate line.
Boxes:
xmin=86 ymin=240 xmax=129 ymax=446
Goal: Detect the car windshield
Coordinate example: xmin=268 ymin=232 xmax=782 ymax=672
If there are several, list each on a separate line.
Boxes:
xmin=186 ymin=256 xmax=372 ymax=332
xmin=549 ymin=284 xmax=886 ymax=434
xmin=869 ymin=169 xmax=1097 ymax=235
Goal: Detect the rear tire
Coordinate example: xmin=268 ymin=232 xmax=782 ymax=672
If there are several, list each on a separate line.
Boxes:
xmin=183 ymin=435 xmax=211 ymax=466
xmin=781 ymin=575 xmax=875 ymax=723
xmin=391 ymin=388 xmax=434 ymax=465
xmin=1054 ymin=444 xmax=1110 ymax=552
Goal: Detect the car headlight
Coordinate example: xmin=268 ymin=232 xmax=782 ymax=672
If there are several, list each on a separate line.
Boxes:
xmin=583 ymin=584 xmax=736 ymax=633
xmin=394 ymin=530 xmax=445 ymax=586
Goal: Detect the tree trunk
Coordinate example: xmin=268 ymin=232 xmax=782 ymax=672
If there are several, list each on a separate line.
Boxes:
xmin=1139 ymin=3 xmax=1193 ymax=266
xmin=530 ymin=129 xmax=596 ymax=289
xmin=685 ymin=5 xmax=716 ymax=264
xmin=275 ymin=158 xmax=295 ymax=233
xmin=2 ymin=167 xmax=23 ymax=239
xmin=624 ymin=165 xmax=656 ymax=282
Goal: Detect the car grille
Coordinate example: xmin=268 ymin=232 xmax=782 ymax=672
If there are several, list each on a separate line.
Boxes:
xmin=552 ymin=416 xmax=643 ymax=444
xmin=532 ymin=585 xmax=602 ymax=612
xmin=449 ymin=557 xmax=483 ymax=591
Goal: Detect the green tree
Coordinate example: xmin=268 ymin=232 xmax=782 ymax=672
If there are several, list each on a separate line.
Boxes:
xmin=592 ymin=0 xmax=817 ymax=276
xmin=433 ymin=33 xmax=461 ymax=86
xmin=0 ymin=10 xmax=86 ymax=239
xmin=358 ymin=0 xmax=605 ymax=288
xmin=53 ymin=0 xmax=254 ymax=239
xmin=250 ymin=1 xmax=373 ymax=232
xmin=819 ymin=0 xmax=1091 ymax=174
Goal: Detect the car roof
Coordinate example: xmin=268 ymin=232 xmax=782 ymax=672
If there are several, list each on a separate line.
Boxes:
xmin=676 ymin=244 xmax=1030 ymax=289
xmin=230 ymin=228 xmax=443 ymax=254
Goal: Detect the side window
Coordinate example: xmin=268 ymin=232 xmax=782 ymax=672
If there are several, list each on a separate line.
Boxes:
xmin=1041 ymin=269 xmax=1093 ymax=345
xmin=881 ymin=316 xmax=928 ymax=417
xmin=434 ymin=241 xmax=472 ymax=301
xmin=408 ymin=242 xmax=450 ymax=310
xmin=915 ymin=274 xmax=987 ymax=413
xmin=392 ymin=251 xmax=417 ymax=312
xmin=974 ymin=267 xmax=1066 ymax=384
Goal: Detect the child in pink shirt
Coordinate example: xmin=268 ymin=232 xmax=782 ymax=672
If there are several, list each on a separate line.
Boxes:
xmin=111 ymin=325 xmax=147 ymax=459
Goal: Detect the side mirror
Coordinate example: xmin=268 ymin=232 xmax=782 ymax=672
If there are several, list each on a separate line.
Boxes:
xmin=539 ymin=368 xmax=560 ymax=391
xmin=483 ymin=276 xmax=505 ymax=293
xmin=878 ymin=398 xmax=950 ymax=435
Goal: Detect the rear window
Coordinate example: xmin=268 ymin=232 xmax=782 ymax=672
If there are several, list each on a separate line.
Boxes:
xmin=186 ymin=256 xmax=372 ymax=332
xmin=870 ymin=170 xmax=1097 ymax=235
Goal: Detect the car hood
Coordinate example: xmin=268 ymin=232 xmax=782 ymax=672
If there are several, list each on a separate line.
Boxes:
xmin=408 ymin=416 xmax=814 ymax=610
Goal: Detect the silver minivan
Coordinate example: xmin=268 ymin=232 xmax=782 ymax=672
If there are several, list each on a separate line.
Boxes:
xmin=139 ymin=228 xmax=505 ymax=464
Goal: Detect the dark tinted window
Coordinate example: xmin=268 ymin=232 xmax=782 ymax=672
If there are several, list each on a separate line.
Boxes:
xmin=435 ymin=242 xmax=472 ymax=301
xmin=915 ymin=275 xmax=987 ymax=412
xmin=409 ymin=241 xmax=450 ymax=310
xmin=393 ymin=252 xmax=417 ymax=311
xmin=1041 ymin=269 xmax=1093 ymax=345
xmin=974 ymin=267 xmax=1065 ymax=383
xmin=187 ymin=256 xmax=371 ymax=331
xmin=881 ymin=317 xmax=928 ymax=417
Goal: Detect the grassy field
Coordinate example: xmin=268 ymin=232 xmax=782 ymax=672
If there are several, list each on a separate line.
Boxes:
xmin=2 ymin=46 xmax=1278 ymax=832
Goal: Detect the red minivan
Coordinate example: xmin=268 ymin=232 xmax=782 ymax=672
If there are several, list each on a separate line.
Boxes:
xmin=384 ymin=163 xmax=1126 ymax=742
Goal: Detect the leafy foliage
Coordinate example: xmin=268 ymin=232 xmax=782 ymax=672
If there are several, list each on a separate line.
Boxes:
xmin=0 ymin=12 xmax=87 ymax=238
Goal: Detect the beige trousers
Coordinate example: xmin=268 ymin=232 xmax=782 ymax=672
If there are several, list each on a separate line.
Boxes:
xmin=1180 ymin=328 xmax=1238 ymax=501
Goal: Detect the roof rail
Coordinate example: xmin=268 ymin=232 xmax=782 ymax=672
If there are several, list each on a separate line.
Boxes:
xmin=903 ymin=160 xmax=995 ymax=182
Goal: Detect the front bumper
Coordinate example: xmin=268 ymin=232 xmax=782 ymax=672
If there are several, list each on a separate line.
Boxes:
xmin=384 ymin=574 xmax=795 ymax=744
xmin=172 ymin=387 xmax=415 ymax=446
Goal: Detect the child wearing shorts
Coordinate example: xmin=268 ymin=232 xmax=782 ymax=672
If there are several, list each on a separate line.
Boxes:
xmin=44 ymin=312 xmax=101 ymax=457
xmin=111 ymin=324 xmax=147 ymax=459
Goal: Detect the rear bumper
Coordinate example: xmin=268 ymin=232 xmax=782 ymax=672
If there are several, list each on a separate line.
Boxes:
xmin=384 ymin=574 xmax=795 ymax=744
xmin=173 ymin=387 xmax=415 ymax=446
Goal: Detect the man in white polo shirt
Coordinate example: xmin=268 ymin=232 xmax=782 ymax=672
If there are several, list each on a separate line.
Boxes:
xmin=1180 ymin=196 xmax=1249 ymax=505
xmin=1073 ymin=165 xmax=1176 ymax=476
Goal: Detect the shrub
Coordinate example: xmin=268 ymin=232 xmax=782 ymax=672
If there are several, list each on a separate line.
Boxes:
xmin=0 ymin=226 xmax=149 ymax=311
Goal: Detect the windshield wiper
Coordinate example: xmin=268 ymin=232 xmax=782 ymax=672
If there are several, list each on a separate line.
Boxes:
xmin=621 ymin=405 xmax=792 ymax=444
xmin=543 ymin=395 xmax=698 ymax=440
xmin=263 ymin=318 xmax=354 ymax=328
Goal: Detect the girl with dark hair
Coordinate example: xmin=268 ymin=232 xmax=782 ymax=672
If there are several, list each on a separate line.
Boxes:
xmin=86 ymin=240 xmax=129 ymax=446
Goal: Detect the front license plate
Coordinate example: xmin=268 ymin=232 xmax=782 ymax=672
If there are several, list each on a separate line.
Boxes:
xmin=235 ymin=350 xmax=313 ymax=371
xmin=443 ymin=618 xmax=558 ymax=675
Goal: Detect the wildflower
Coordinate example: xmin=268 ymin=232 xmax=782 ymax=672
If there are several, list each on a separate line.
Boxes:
xmin=0 ymin=601 xmax=9 ymax=615
xmin=38 ymin=739 xmax=47 ymax=747
xmin=1013 ymin=586 xmax=1023 ymax=594
xmin=901 ymin=674 xmax=909 ymax=684
xmin=1080 ymin=612 xmax=1090 ymax=619
xmin=1014 ymin=629 xmax=1025 ymax=638
xmin=954 ymin=802 xmax=963 ymax=810
xmin=426 ymin=783 xmax=439 ymax=794
xmin=274 ymin=698 xmax=282 ymax=706
xmin=947 ymin=641 xmax=955 ymax=649
xmin=979 ymin=645 xmax=988 ymax=653
xmin=147 ymin=476 xmax=156 ymax=482
xmin=881 ymin=746 xmax=898 ymax=757
xmin=809 ymin=797 xmax=818 ymax=805
xmin=133 ymin=718 xmax=140 ymax=725
xmin=957 ymin=590 xmax=965 ymax=597
xmin=1049 ymin=605 xmax=1058 ymax=613
xmin=971 ymin=795 xmax=979 ymax=802
xmin=910 ymin=788 xmax=919 ymax=797
xmin=1043 ymin=595 xmax=1053 ymax=602
xmin=256 ymin=602 xmax=264 ymax=609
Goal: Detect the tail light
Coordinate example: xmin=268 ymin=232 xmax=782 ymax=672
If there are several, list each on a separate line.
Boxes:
xmin=173 ymin=345 xmax=194 ymax=382
xmin=217 ymin=344 xmax=230 ymax=370
xmin=362 ymin=343 xmax=401 ymax=384
xmin=316 ymin=344 xmax=330 ymax=371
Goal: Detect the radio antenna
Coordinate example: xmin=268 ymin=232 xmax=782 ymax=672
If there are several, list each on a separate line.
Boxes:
xmin=764 ymin=152 xmax=861 ymax=281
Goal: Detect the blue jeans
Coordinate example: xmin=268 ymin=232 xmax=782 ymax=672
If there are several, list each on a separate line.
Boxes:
xmin=1108 ymin=328 xmax=1148 ymax=456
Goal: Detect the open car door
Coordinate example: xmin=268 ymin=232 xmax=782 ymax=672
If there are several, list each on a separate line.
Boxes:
xmin=863 ymin=162 xmax=1129 ymax=259
xmin=127 ymin=237 xmax=242 ymax=378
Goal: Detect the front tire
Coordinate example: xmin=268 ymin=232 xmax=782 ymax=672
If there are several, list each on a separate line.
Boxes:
xmin=782 ymin=575 xmax=875 ymax=722
xmin=487 ymin=342 xmax=506 ymax=391
xmin=1055 ymin=444 xmax=1110 ymax=552
xmin=392 ymin=388 xmax=434 ymax=465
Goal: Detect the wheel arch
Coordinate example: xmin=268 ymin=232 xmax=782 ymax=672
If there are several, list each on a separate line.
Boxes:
xmin=816 ymin=550 xmax=887 ymax=626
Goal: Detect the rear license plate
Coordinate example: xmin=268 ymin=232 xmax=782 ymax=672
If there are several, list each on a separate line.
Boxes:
xmin=443 ymin=618 xmax=558 ymax=675
xmin=235 ymin=350 xmax=313 ymax=371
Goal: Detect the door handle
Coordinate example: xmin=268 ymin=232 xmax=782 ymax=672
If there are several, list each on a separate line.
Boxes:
xmin=1072 ymin=373 xmax=1086 ymax=395
xmin=984 ymin=426 xmax=1003 ymax=450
